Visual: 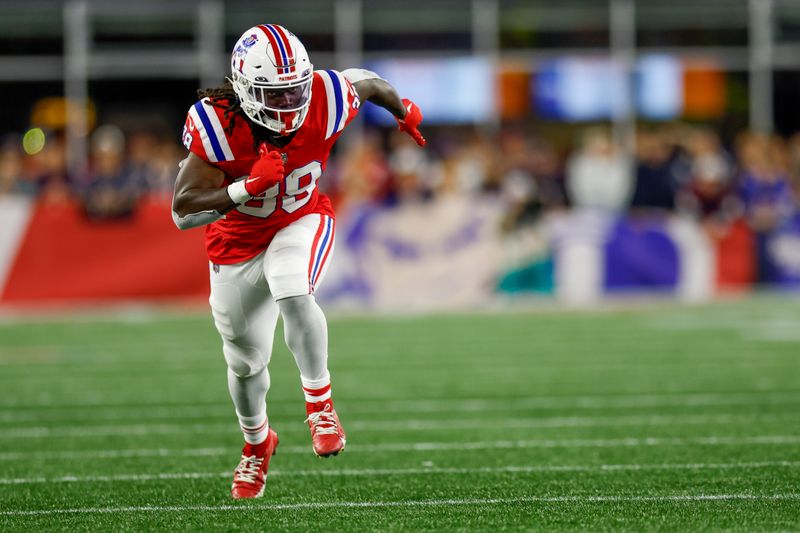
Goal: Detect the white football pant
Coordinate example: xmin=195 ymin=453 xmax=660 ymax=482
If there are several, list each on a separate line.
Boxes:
xmin=208 ymin=213 xmax=335 ymax=419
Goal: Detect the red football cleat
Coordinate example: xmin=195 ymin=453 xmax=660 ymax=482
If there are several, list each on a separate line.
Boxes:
xmin=305 ymin=401 xmax=346 ymax=457
xmin=230 ymin=427 xmax=279 ymax=499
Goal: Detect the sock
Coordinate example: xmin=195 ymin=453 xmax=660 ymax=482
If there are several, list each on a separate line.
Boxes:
xmin=227 ymin=367 xmax=270 ymax=444
xmin=302 ymin=372 xmax=332 ymax=413
xmin=237 ymin=410 xmax=269 ymax=445
xmin=278 ymin=295 xmax=329 ymax=381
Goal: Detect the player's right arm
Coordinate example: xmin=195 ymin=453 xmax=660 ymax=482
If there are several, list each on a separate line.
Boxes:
xmin=172 ymin=147 xmax=286 ymax=230
xmin=171 ymin=153 xmax=236 ymax=230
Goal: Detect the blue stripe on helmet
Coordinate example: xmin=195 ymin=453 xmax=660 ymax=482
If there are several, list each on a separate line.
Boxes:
xmin=266 ymin=25 xmax=289 ymax=67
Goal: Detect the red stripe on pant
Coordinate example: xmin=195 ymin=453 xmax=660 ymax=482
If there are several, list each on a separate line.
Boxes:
xmin=312 ymin=219 xmax=335 ymax=287
xmin=307 ymin=214 xmax=326 ymax=294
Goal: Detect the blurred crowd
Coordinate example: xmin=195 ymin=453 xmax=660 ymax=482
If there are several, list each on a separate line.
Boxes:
xmin=0 ymin=125 xmax=182 ymax=218
xmin=2 ymin=121 xmax=799 ymax=281
xmin=327 ymin=124 xmax=800 ymax=282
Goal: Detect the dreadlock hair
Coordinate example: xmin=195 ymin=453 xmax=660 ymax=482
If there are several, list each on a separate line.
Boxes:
xmin=197 ymin=81 xmax=296 ymax=151
xmin=197 ymin=81 xmax=242 ymax=136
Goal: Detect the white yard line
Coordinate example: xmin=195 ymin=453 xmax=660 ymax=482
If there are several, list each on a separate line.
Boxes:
xmin=1 ymin=460 xmax=797 ymax=486
xmin=2 ymin=493 xmax=799 ymax=517
xmin=0 ymin=435 xmax=798 ymax=462
xmin=1 ymin=390 xmax=799 ymax=417
xmin=1 ymin=413 xmax=796 ymax=439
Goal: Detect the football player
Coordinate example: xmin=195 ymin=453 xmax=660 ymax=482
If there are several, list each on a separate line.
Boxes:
xmin=172 ymin=24 xmax=425 ymax=499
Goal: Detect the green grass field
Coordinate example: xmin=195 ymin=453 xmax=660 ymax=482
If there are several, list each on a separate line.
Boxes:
xmin=0 ymin=296 xmax=799 ymax=531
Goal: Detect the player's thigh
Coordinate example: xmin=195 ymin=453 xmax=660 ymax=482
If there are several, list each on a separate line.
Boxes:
xmin=264 ymin=213 xmax=335 ymax=300
xmin=208 ymin=254 xmax=279 ymax=375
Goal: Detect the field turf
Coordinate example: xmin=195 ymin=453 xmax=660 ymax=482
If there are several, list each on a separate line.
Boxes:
xmin=0 ymin=296 xmax=799 ymax=531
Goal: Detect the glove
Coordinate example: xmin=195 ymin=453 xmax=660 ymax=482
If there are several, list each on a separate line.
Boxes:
xmin=245 ymin=144 xmax=285 ymax=196
xmin=226 ymin=144 xmax=284 ymax=204
xmin=396 ymin=98 xmax=426 ymax=147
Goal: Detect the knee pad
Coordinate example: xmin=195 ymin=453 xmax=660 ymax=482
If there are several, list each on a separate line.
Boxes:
xmin=209 ymin=287 xmax=248 ymax=341
xmin=223 ymin=343 xmax=268 ymax=378
xmin=210 ymin=291 xmax=268 ymax=378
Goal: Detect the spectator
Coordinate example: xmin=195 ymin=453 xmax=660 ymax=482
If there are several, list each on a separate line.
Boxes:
xmin=735 ymin=132 xmax=795 ymax=282
xmin=29 ymin=133 xmax=71 ymax=204
xmin=386 ymin=130 xmax=432 ymax=205
xmin=0 ymin=136 xmax=27 ymax=196
xmin=630 ymin=128 xmax=678 ymax=212
xmin=82 ymin=125 xmax=145 ymax=220
xmin=785 ymin=132 xmax=800 ymax=199
xmin=566 ymin=127 xmax=632 ymax=212
xmin=677 ymin=128 xmax=737 ymax=224
xmin=331 ymin=132 xmax=392 ymax=210
xmin=497 ymin=134 xmax=566 ymax=231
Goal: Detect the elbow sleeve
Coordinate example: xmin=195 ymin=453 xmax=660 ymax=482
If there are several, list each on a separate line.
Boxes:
xmin=172 ymin=208 xmax=224 ymax=230
xmin=342 ymin=68 xmax=383 ymax=84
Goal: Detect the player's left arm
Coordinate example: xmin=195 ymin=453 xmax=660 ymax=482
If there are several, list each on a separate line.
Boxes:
xmin=343 ymin=68 xmax=426 ymax=147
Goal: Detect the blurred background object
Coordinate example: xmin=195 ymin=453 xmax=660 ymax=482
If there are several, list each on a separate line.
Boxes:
xmin=2 ymin=0 xmax=800 ymax=308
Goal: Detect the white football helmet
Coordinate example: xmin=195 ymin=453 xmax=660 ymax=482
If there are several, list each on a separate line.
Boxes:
xmin=230 ymin=24 xmax=314 ymax=134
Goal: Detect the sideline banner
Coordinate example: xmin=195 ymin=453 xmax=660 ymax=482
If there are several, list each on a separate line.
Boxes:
xmin=319 ymin=197 xmax=504 ymax=310
xmin=0 ymin=196 xmax=789 ymax=308
xmin=1 ymin=198 xmax=208 ymax=304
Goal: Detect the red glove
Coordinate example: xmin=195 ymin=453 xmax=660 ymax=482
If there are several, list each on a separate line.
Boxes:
xmin=245 ymin=144 xmax=285 ymax=196
xmin=396 ymin=98 xmax=426 ymax=147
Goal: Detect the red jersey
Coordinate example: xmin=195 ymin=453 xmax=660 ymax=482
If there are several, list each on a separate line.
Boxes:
xmin=182 ymin=69 xmax=360 ymax=264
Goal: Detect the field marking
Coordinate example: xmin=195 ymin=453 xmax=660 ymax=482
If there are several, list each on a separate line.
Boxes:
xmin=1 ymin=390 xmax=799 ymax=415
xmin=1 ymin=460 xmax=798 ymax=486
xmin=2 ymin=494 xmax=799 ymax=517
xmin=2 ymin=413 xmax=798 ymax=439
xmin=1 ymin=435 xmax=798 ymax=462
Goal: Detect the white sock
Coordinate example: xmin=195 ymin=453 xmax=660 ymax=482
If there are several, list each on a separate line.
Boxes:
xmin=237 ymin=410 xmax=268 ymax=445
xmin=227 ymin=367 xmax=270 ymax=444
xmin=301 ymin=372 xmax=332 ymax=403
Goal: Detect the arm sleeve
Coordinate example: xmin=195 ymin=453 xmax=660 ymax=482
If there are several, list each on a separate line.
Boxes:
xmin=316 ymin=69 xmax=361 ymax=141
xmin=171 ymin=208 xmax=225 ymax=230
xmin=342 ymin=68 xmax=384 ymax=84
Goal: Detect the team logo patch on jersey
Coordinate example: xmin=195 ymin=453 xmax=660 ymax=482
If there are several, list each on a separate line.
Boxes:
xmin=242 ymin=34 xmax=258 ymax=48
xmin=280 ymin=152 xmax=288 ymax=164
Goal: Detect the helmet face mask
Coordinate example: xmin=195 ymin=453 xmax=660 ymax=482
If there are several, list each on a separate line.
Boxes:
xmin=230 ymin=25 xmax=313 ymax=135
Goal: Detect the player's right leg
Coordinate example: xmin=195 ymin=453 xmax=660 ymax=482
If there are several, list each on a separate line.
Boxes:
xmin=208 ymin=254 xmax=280 ymax=498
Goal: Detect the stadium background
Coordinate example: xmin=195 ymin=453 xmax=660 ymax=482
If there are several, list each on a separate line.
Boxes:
xmin=1 ymin=1 xmax=799 ymax=530
xmin=3 ymin=0 xmax=800 ymax=308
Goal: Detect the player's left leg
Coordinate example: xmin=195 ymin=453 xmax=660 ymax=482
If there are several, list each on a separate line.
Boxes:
xmin=265 ymin=213 xmax=346 ymax=457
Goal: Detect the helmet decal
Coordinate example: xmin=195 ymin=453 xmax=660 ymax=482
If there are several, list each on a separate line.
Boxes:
xmin=242 ymin=34 xmax=258 ymax=48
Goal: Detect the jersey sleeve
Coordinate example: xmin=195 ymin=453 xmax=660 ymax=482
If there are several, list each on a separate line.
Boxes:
xmin=315 ymin=70 xmax=361 ymax=141
xmin=181 ymin=99 xmax=236 ymax=165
